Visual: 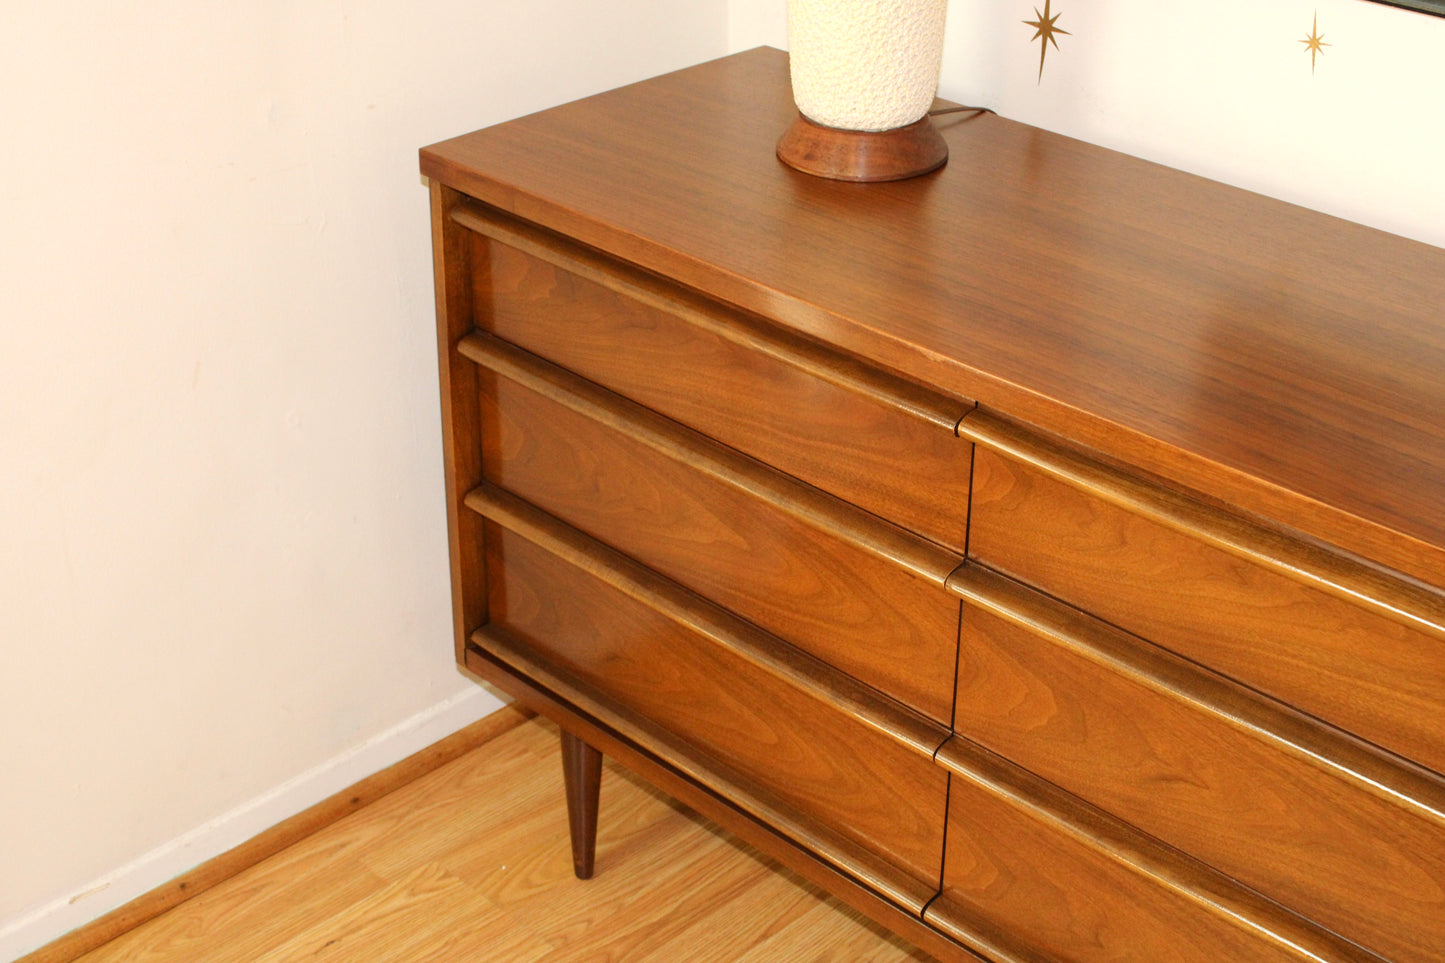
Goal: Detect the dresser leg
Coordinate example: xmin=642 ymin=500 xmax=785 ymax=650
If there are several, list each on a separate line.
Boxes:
xmin=560 ymin=729 xmax=603 ymax=879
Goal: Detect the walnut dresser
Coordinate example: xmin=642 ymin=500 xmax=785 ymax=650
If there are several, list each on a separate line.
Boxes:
xmin=420 ymin=49 xmax=1445 ymax=963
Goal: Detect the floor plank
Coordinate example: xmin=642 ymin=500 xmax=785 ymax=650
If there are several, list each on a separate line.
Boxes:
xmin=74 ymin=715 xmax=930 ymax=962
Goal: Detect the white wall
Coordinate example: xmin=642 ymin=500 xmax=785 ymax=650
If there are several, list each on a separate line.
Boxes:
xmin=731 ymin=0 xmax=1445 ymax=250
xmin=0 ymin=2 xmax=725 ymax=957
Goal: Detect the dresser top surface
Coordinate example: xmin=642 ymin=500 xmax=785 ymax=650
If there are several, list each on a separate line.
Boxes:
xmin=421 ymin=47 xmax=1445 ymax=583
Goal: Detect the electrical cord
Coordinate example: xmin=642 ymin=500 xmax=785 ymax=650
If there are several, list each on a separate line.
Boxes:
xmin=929 ymin=105 xmax=995 ymax=117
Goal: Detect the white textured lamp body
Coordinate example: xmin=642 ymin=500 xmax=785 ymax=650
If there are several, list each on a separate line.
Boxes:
xmin=787 ymin=0 xmax=949 ymax=132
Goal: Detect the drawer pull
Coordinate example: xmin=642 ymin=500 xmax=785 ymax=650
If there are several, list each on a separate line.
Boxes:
xmin=451 ymin=199 xmax=971 ymax=432
xmin=959 ymin=408 xmax=1445 ymax=644
xmin=459 ymin=329 xmax=964 ymax=587
xmin=946 ymin=562 xmax=1445 ymax=829
xmin=465 ymin=481 xmax=949 ymax=760
xmin=468 ymin=630 xmax=942 ymax=914
xmin=932 ymin=737 xmax=1389 ymax=963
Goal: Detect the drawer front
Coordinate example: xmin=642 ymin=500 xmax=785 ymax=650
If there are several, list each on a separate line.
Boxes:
xmin=483 ymin=522 xmax=950 ymax=895
xmin=929 ymin=772 xmax=1323 ymax=963
xmin=970 ymin=445 xmax=1445 ymax=776
xmin=471 ymin=230 xmax=974 ymax=554
xmin=952 ymin=595 xmax=1445 ymax=962
xmin=480 ymin=369 xmax=961 ymax=723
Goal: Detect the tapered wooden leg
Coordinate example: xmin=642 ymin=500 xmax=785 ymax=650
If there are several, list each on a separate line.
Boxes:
xmin=560 ymin=729 xmax=603 ymax=879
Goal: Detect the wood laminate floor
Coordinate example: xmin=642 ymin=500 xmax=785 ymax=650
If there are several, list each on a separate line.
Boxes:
xmin=75 ymin=713 xmax=929 ymax=962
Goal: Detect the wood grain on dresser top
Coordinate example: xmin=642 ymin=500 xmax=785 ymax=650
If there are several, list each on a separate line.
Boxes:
xmin=420 ymin=46 xmax=1445 ymax=589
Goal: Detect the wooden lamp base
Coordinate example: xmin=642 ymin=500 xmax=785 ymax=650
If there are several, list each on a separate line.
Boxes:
xmin=776 ymin=112 xmax=948 ymax=182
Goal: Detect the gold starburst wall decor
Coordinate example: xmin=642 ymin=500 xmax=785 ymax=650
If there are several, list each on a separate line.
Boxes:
xmin=1024 ymin=0 xmax=1070 ymax=82
xmin=1301 ymin=11 xmax=1329 ymax=73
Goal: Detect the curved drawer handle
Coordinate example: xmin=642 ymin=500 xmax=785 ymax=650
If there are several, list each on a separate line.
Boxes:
xmin=946 ymin=561 xmax=1445 ymax=830
xmin=450 ymin=199 xmax=971 ymax=432
xmin=959 ymin=407 xmax=1445 ymax=644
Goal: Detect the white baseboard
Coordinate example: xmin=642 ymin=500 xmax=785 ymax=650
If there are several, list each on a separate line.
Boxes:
xmin=0 ymin=685 xmax=506 ymax=962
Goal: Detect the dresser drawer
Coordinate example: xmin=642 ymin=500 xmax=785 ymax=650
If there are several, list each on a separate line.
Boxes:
xmin=473 ymin=339 xmax=963 ymax=723
xmin=461 ymin=204 xmax=975 ymax=555
xmin=948 ymin=565 xmax=1445 ymax=963
xmin=927 ymin=743 xmax=1364 ymax=963
xmin=967 ymin=432 xmax=1445 ymax=777
xmin=479 ymin=520 xmax=950 ymax=904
